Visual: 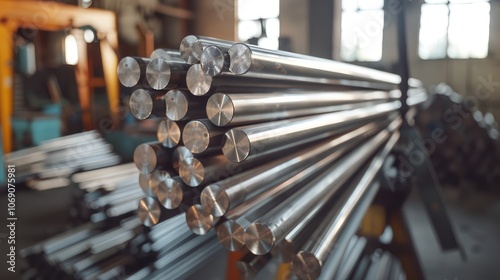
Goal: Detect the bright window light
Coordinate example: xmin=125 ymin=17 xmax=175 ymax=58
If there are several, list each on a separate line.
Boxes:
xmin=64 ymin=34 xmax=79 ymax=65
xmin=340 ymin=0 xmax=384 ymax=62
xmin=237 ymin=0 xmax=280 ymax=49
xmin=83 ymin=29 xmax=95 ymax=43
xmin=418 ymin=0 xmax=490 ymax=59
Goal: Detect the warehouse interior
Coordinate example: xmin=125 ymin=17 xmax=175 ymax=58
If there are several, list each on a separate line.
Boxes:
xmin=0 ymin=0 xmax=499 ymax=279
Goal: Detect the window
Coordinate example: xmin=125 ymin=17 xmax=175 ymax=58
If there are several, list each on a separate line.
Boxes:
xmin=340 ymin=0 xmax=384 ymax=62
xmin=237 ymin=0 xmax=280 ymax=50
xmin=418 ymin=0 xmax=490 ymax=59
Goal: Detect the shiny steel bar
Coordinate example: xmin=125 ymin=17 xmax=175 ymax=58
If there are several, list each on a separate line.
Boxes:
xmin=201 ymin=45 xmax=230 ymax=77
xmin=244 ymin=125 xmax=393 ymax=255
xmin=157 ymin=119 xmax=185 ymax=148
xmin=182 ymin=119 xmax=226 ymax=154
xmin=146 ymin=58 xmax=190 ymax=90
xmin=137 ymin=197 xmax=161 ymax=227
xmin=171 ymin=146 xmax=193 ymax=172
xmin=317 ymin=185 xmax=381 ymax=280
xmin=117 ymin=56 xmax=151 ymax=87
xmin=129 ymin=89 xmax=166 ymax=120
xmin=206 ymin=90 xmax=398 ymax=126
xmin=292 ymin=132 xmax=400 ymax=279
xmin=179 ymin=35 xmax=235 ymax=64
xmin=147 ymin=170 xmax=171 ymax=197
xmin=150 ymin=48 xmax=184 ymax=61
xmin=185 ymin=204 xmax=215 ymax=235
xmin=201 ymin=120 xmax=388 ymax=218
xmin=155 ymin=177 xmax=184 ymax=209
xmin=186 ymin=64 xmax=396 ymax=97
xmin=165 ymin=89 xmax=208 ymax=121
xmin=228 ymin=43 xmax=401 ymax=85
xmin=222 ymin=101 xmax=400 ymax=163
xmin=133 ymin=143 xmax=171 ymax=174
xmin=333 ymin=236 xmax=367 ymax=280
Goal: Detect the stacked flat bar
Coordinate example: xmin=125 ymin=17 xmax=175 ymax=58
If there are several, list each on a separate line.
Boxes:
xmin=32 ymin=36 xmax=427 ymax=280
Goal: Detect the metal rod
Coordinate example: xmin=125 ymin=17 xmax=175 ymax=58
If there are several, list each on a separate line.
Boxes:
xmin=133 ymin=143 xmax=171 ymax=174
xmin=179 ymin=35 xmax=235 ymax=64
xmin=318 ymin=190 xmax=381 ymax=280
xmin=137 ymin=197 xmax=161 ymax=227
xmin=206 ymin=90 xmax=397 ymax=126
xmin=292 ymin=132 xmax=400 ymax=279
xmin=117 ymin=56 xmax=150 ymax=88
xmin=244 ymin=126 xmax=393 ymax=255
xmin=71 ymin=163 xmax=137 ymax=183
xmin=201 ymin=45 xmax=230 ymax=77
xmin=150 ymin=48 xmax=184 ymax=61
xmin=157 ymin=119 xmax=185 ymax=148
xmin=146 ymin=58 xmax=190 ymax=90
xmin=179 ymin=152 xmax=266 ymax=187
xmin=129 ymin=89 xmax=166 ymax=120
xmin=228 ymin=43 xmax=401 ymax=85
xmin=201 ymin=119 xmax=390 ymax=218
xmin=222 ymin=101 xmax=400 ymax=163
xmin=165 ymin=89 xmax=208 ymax=121
xmin=182 ymin=119 xmax=226 ymax=154
xmin=147 ymin=170 xmax=172 ymax=197
xmin=184 ymin=204 xmax=215 ymax=235
xmin=171 ymin=146 xmax=193 ymax=172
xmin=155 ymin=177 xmax=183 ymax=209
xmin=333 ymin=236 xmax=367 ymax=280
xmin=186 ymin=64 xmax=396 ymax=97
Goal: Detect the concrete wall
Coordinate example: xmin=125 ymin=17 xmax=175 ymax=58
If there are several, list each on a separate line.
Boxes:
xmin=279 ymin=0 xmax=310 ymax=54
xmin=192 ymin=0 xmax=237 ymax=40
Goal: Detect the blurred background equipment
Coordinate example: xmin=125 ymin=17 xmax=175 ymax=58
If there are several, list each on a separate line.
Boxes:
xmin=0 ymin=0 xmax=499 ymax=279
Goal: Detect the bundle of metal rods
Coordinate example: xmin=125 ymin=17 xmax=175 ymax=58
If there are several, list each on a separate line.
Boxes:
xmin=114 ymin=35 xmax=428 ymax=279
xmin=3 ymin=131 xmax=121 ymax=190
xmin=415 ymin=83 xmax=500 ymax=191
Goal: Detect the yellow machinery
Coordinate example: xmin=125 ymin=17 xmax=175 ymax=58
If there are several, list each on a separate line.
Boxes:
xmin=0 ymin=1 xmax=119 ymax=153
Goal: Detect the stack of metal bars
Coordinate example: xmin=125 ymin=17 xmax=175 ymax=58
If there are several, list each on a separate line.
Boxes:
xmin=114 ymin=35 xmax=428 ymax=279
xmin=3 ymin=131 xmax=121 ymax=191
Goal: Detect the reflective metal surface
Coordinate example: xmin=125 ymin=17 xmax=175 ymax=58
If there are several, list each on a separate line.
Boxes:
xmin=138 ymin=197 xmax=161 ymax=227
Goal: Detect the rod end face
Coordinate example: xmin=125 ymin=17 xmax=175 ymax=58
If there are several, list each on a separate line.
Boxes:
xmin=206 ymin=93 xmax=234 ymax=127
xmin=179 ymin=157 xmax=204 ymax=187
xmin=200 ymin=184 xmax=230 ymax=217
xmin=156 ymin=178 xmax=183 ymax=209
xmin=157 ymin=119 xmax=182 ymax=148
xmin=183 ymin=120 xmax=210 ymax=154
xmin=180 ymin=35 xmax=203 ymax=64
xmin=245 ymin=223 xmax=275 ymax=255
xmin=146 ymin=58 xmax=171 ymax=90
xmin=118 ymin=56 xmax=141 ymax=87
xmin=138 ymin=197 xmax=161 ymax=227
xmin=130 ymin=89 xmax=154 ymax=120
xmin=222 ymin=129 xmax=250 ymax=163
xmin=217 ymin=220 xmax=245 ymax=251
xmin=166 ymin=89 xmax=189 ymax=121
xmin=185 ymin=204 xmax=214 ymax=235
xmin=133 ymin=143 xmax=157 ymax=174
xmin=186 ymin=64 xmax=213 ymax=96
xmin=228 ymin=43 xmax=252 ymax=75
xmin=201 ymin=45 xmax=226 ymax=77
xmin=292 ymin=251 xmax=322 ymax=280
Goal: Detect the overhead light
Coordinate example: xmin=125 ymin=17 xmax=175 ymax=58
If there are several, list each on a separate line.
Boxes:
xmin=81 ymin=0 xmax=92 ymax=8
xmin=83 ymin=29 xmax=95 ymax=43
xmin=64 ymin=34 xmax=79 ymax=65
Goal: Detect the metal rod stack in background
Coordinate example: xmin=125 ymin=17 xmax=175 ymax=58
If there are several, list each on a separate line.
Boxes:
xmin=4 ymin=131 xmax=121 ymax=191
xmin=22 ymin=36 xmax=430 ymax=279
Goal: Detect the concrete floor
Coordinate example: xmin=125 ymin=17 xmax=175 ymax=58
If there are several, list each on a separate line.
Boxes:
xmin=404 ymin=185 xmax=500 ymax=280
